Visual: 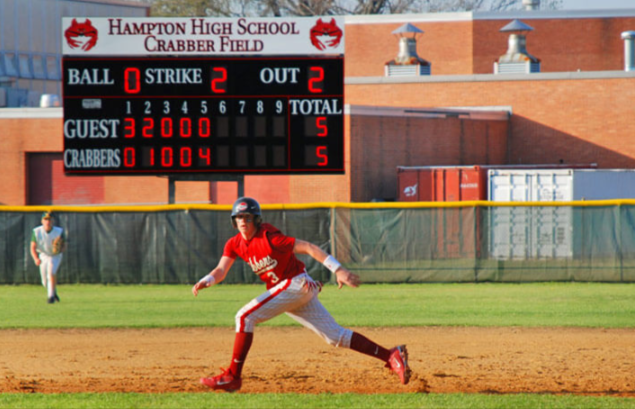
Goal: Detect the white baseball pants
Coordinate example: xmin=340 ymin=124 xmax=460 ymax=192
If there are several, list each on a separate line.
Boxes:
xmin=235 ymin=272 xmax=353 ymax=348
xmin=39 ymin=253 xmax=63 ymax=287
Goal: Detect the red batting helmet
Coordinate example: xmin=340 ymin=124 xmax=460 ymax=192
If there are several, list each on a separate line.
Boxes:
xmin=231 ymin=197 xmax=262 ymax=228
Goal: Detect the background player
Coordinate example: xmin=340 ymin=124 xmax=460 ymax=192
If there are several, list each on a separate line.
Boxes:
xmin=192 ymin=197 xmax=411 ymax=392
xmin=30 ymin=211 xmax=66 ymax=304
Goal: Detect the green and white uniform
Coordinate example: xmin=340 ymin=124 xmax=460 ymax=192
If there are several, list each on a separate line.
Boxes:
xmin=31 ymin=226 xmax=65 ymax=287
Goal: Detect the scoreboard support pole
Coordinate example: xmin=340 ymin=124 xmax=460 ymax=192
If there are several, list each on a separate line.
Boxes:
xmin=167 ymin=175 xmax=244 ymax=204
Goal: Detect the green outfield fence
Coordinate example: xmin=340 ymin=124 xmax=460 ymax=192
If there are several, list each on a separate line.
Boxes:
xmin=2 ymin=201 xmax=635 ymax=284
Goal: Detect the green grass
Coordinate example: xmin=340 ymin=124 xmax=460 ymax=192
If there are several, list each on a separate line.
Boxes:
xmin=1 ymin=392 xmax=635 ymax=409
xmin=2 ymin=282 xmax=635 ymax=408
xmin=1 ymin=282 xmax=634 ymax=328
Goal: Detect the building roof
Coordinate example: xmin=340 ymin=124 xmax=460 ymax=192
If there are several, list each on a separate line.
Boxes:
xmin=345 ymin=8 xmax=635 ymax=24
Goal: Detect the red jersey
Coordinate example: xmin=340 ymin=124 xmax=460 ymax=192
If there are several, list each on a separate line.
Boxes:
xmin=223 ymin=223 xmax=306 ymax=288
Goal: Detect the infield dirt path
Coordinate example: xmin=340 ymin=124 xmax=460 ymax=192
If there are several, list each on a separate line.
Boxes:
xmin=1 ymin=327 xmax=634 ymax=396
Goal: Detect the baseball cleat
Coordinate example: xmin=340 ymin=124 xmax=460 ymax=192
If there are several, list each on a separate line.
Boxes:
xmin=47 ymin=296 xmax=55 ymax=304
xmin=200 ymin=368 xmax=242 ymax=392
xmin=386 ymin=345 xmax=411 ymax=385
xmin=54 ymin=293 xmax=60 ymax=302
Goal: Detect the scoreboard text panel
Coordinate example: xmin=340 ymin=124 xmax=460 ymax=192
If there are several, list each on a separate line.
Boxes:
xmin=62 ymin=56 xmax=344 ymax=175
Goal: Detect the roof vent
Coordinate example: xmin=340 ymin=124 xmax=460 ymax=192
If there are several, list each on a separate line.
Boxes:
xmin=494 ymin=19 xmax=540 ymax=74
xmin=522 ymin=0 xmax=540 ymax=10
xmin=385 ymin=23 xmax=431 ymax=77
xmin=621 ymin=31 xmax=635 ymax=71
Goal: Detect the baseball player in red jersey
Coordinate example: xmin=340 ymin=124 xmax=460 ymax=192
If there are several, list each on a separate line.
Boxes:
xmin=192 ymin=197 xmax=412 ymax=392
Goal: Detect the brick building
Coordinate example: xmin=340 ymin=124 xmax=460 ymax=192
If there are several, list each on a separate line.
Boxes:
xmin=2 ymin=7 xmax=635 ymax=205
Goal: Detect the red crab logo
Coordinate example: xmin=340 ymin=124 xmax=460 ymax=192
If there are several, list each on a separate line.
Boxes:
xmin=310 ymin=18 xmax=343 ymax=51
xmin=64 ymin=19 xmax=98 ymax=51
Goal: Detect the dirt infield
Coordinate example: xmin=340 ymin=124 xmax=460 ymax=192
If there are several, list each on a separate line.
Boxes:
xmin=1 ymin=326 xmax=634 ymax=396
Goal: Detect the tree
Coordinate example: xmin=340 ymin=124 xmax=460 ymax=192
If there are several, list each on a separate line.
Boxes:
xmin=148 ymin=0 xmax=562 ymax=17
xmin=149 ymin=0 xmax=413 ymax=16
xmin=151 ymin=0 xmax=234 ymax=16
xmin=416 ymin=0 xmax=563 ymax=12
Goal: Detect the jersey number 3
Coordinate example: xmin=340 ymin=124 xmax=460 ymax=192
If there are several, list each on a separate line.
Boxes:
xmin=265 ymin=272 xmax=280 ymax=284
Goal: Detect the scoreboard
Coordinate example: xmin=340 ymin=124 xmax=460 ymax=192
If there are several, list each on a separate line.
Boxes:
xmin=62 ymin=56 xmax=344 ymax=175
xmin=61 ymin=17 xmax=345 ymax=176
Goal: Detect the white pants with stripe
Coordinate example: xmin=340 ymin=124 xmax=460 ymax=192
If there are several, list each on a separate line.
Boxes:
xmin=235 ymin=272 xmax=353 ymax=348
xmin=39 ymin=253 xmax=63 ymax=287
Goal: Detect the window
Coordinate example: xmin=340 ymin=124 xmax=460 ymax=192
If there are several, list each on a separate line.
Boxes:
xmin=32 ymin=55 xmax=46 ymax=79
xmin=18 ymin=54 xmax=33 ymax=78
xmin=3 ymin=53 xmax=18 ymax=77
xmin=46 ymin=55 xmax=60 ymax=80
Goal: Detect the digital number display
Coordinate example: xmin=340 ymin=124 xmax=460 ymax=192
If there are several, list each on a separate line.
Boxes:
xmin=62 ymin=56 xmax=344 ymax=175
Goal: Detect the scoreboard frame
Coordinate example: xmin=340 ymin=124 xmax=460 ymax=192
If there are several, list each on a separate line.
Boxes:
xmin=61 ymin=17 xmax=345 ymax=176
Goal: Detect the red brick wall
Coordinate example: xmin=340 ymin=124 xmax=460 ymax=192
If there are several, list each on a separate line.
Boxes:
xmin=101 ymin=178 xmax=211 ymax=205
xmin=37 ymin=154 xmax=105 ymax=205
xmin=246 ymin=176 xmax=291 ymax=204
xmin=345 ymin=20 xmax=474 ymax=76
xmin=346 ymin=75 xmax=635 ymax=171
xmin=349 ymin=114 xmax=508 ymax=201
xmin=0 ymin=116 xmax=62 ymax=205
xmin=346 ymin=15 xmax=635 ymax=76
xmin=472 ymin=17 xmax=635 ymax=74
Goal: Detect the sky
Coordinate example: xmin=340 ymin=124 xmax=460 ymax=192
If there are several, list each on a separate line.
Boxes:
xmin=561 ymin=0 xmax=635 ymax=9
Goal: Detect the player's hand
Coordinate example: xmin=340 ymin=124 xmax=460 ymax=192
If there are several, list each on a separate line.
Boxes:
xmin=34 ymin=258 xmax=41 ymax=267
xmin=334 ymin=267 xmax=360 ymax=289
xmin=192 ymin=280 xmax=210 ymax=297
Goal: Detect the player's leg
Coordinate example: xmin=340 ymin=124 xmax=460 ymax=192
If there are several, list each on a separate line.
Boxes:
xmin=50 ymin=255 xmax=62 ymax=302
xmin=200 ymin=275 xmax=312 ymax=391
xmin=39 ymin=255 xmax=55 ymax=304
xmin=46 ymin=259 xmax=55 ymax=303
xmin=47 ymin=273 xmax=56 ymax=303
xmin=286 ymin=288 xmax=412 ymax=384
xmin=285 ymin=290 xmax=354 ymax=347
xmin=39 ymin=260 xmax=47 ymax=288
xmin=232 ymin=276 xmax=315 ymax=372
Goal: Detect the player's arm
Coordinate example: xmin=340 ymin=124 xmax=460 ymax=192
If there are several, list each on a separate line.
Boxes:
xmin=192 ymin=255 xmax=235 ymax=297
xmin=293 ymin=239 xmax=360 ymax=289
xmin=60 ymin=230 xmax=67 ymax=254
xmin=30 ymin=240 xmax=41 ymax=266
